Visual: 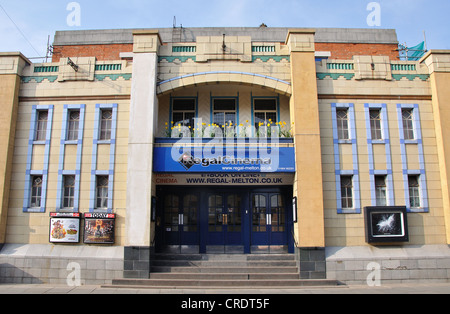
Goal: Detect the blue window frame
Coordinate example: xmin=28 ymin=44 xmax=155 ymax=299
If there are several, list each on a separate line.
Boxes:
xmin=89 ymin=103 xmax=118 ymax=213
xmin=23 ymin=105 xmax=54 ymax=213
xmin=56 ymin=104 xmax=85 ymax=212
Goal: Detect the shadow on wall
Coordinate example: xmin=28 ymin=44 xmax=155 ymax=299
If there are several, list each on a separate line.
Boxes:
xmin=0 ymin=263 xmax=44 ymax=284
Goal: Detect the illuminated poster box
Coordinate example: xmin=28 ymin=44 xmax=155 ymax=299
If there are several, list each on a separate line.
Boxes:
xmin=83 ymin=213 xmax=116 ymax=244
xmin=49 ymin=212 xmax=81 ymax=244
xmin=364 ymin=206 xmax=409 ymax=244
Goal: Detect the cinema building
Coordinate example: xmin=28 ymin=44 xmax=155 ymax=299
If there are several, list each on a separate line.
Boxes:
xmin=1 ymin=26 xmax=450 ymax=285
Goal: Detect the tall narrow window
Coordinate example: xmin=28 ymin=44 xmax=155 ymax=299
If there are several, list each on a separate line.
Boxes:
xmin=99 ymin=109 xmax=112 ymax=140
xmin=336 ymin=109 xmax=349 ymax=140
xmin=375 ymin=175 xmax=387 ymax=206
xmin=213 ymin=98 xmax=236 ymax=129
xmin=63 ymin=175 xmax=75 ymax=209
xmin=341 ymin=176 xmax=353 ymax=209
xmin=30 ymin=176 xmax=43 ymax=208
xmin=172 ymin=98 xmax=196 ymax=129
xmin=254 ymin=99 xmax=277 ymax=130
xmin=35 ymin=111 xmax=48 ymax=141
xmin=96 ymin=175 xmax=109 ymax=209
xmin=402 ymin=108 xmax=415 ymax=140
xmin=370 ymin=109 xmax=382 ymax=140
xmin=408 ymin=175 xmax=420 ymax=208
xmin=66 ymin=110 xmax=80 ymax=141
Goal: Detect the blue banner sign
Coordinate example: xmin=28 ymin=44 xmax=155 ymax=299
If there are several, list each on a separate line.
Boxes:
xmin=153 ymin=144 xmax=295 ymax=173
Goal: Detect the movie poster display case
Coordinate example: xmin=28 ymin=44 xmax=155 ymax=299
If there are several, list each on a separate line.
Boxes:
xmin=49 ymin=212 xmax=81 ymax=243
xmin=83 ymin=213 xmax=116 ymax=244
xmin=364 ymin=206 xmax=409 ymax=244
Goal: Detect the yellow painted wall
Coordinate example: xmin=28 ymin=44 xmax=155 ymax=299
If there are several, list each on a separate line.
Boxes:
xmin=424 ymin=51 xmax=450 ymax=244
xmin=288 ymin=30 xmax=326 ymax=248
xmin=0 ymin=74 xmax=20 ymax=244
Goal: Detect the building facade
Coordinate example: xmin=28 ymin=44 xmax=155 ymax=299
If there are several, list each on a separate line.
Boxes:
xmin=1 ymin=27 xmax=450 ymax=285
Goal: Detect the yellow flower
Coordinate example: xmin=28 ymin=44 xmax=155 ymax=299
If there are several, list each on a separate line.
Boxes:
xmin=245 ymin=120 xmax=249 ymax=123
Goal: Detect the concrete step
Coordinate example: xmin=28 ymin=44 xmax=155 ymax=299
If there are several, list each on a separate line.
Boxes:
xmin=151 ymin=260 xmax=297 ymax=267
xmin=149 ymin=272 xmax=299 ymax=280
xmin=153 ymin=253 xmax=296 ymax=261
xmin=108 ymin=253 xmax=342 ymax=289
xmin=150 ymin=266 xmax=299 ymax=274
xmin=110 ymin=278 xmax=340 ymax=288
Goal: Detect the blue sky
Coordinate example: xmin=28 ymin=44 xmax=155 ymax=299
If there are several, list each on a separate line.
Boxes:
xmin=0 ymin=0 xmax=448 ymax=59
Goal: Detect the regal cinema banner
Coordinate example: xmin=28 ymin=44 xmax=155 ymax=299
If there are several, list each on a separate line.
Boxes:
xmin=154 ymin=173 xmax=294 ymax=186
xmin=153 ymin=145 xmax=295 ymax=173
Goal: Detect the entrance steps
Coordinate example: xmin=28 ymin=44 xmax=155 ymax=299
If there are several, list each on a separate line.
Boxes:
xmin=109 ymin=253 xmax=341 ymax=289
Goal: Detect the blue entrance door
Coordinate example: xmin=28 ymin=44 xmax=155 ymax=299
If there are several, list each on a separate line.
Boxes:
xmin=251 ymin=193 xmax=287 ymax=248
xmin=207 ymin=193 xmax=243 ymax=252
xmin=163 ymin=193 xmax=199 ymax=249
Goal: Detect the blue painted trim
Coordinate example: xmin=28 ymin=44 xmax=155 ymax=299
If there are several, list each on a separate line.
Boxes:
xmin=331 ymin=103 xmax=360 ymax=214
xmin=396 ymin=104 xmax=429 ymax=213
xmin=90 ymin=104 xmax=118 ymax=213
xmin=56 ymin=104 xmax=85 ymax=212
xmin=364 ymin=103 xmax=394 ymax=206
xmin=158 ymin=71 xmax=291 ymax=87
xmin=23 ymin=105 xmax=53 ymax=213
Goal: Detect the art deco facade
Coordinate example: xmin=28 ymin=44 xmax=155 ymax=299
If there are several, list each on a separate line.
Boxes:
xmin=1 ymin=27 xmax=450 ymax=285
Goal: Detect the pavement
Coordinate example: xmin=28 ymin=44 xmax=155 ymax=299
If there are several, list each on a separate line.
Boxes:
xmin=1 ymin=282 xmax=450 ymax=294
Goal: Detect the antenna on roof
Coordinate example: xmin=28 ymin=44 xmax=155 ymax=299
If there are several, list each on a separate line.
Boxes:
xmin=45 ymin=35 xmax=53 ymax=63
xmin=423 ymin=30 xmax=428 ymax=51
xmin=172 ymin=16 xmax=183 ymax=42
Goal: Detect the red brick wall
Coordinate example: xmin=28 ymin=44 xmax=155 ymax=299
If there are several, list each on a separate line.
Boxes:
xmin=52 ymin=42 xmax=399 ymax=62
xmin=52 ymin=44 xmax=133 ymax=62
xmin=316 ymin=43 xmax=399 ymax=60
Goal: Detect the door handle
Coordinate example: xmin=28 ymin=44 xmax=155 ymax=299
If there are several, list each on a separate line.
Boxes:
xmin=179 ymin=214 xmax=184 ymax=225
xmin=223 ymin=214 xmax=228 ymax=225
xmin=266 ymin=214 xmax=272 ymax=226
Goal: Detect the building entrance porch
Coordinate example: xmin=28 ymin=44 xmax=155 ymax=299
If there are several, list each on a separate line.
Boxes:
xmin=155 ymin=186 xmax=294 ymax=254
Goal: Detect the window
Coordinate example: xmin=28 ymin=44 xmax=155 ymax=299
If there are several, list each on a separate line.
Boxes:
xmin=254 ymin=99 xmax=277 ymax=130
xmin=375 ymin=175 xmax=387 ymax=206
xmin=63 ymin=175 xmax=75 ymax=209
xmin=370 ymin=109 xmax=382 ymax=140
xmin=336 ymin=109 xmax=349 ymax=140
xmin=96 ymin=175 xmax=109 ymax=209
xmin=172 ymin=98 xmax=196 ymax=129
xmin=99 ymin=109 xmax=112 ymax=140
xmin=35 ymin=111 xmax=48 ymax=141
xmin=341 ymin=176 xmax=353 ymax=209
xmin=30 ymin=176 xmax=43 ymax=208
xmin=213 ymin=98 xmax=236 ymax=129
xmin=402 ymin=109 xmax=415 ymax=140
xmin=408 ymin=175 xmax=421 ymax=208
xmin=67 ymin=110 xmax=80 ymax=141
